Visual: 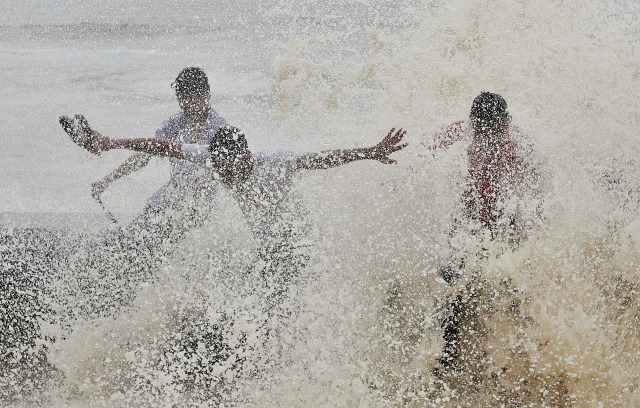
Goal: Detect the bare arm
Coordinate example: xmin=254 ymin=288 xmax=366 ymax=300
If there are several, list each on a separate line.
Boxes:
xmin=296 ymin=128 xmax=407 ymax=170
xmin=428 ymin=121 xmax=466 ymax=151
xmin=90 ymin=131 xmax=185 ymax=159
xmin=91 ymin=153 xmax=152 ymax=198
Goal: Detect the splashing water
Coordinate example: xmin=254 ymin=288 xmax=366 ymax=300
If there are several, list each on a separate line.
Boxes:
xmin=1 ymin=0 xmax=639 ymax=406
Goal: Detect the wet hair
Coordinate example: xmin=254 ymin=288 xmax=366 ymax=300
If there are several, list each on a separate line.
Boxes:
xmin=469 ymin=92 xmax=509 ymax=129
xmin=172 ymin=67 xmax=210 ymax=96
xmin=209 ymin=126 xmax=248 ymax=162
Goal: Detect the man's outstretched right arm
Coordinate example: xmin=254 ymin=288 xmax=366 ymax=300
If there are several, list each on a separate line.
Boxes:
xmin=58 ymin=114 xmax=180 ymax=198
xmin=91 ymin=153 xmax=152 ymax=199
xmin=89 ymin=131 xmax=185 ymax=159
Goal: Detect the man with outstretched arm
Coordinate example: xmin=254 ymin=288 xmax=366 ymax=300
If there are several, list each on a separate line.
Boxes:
xmin=52 ymin=69 xmax=228 ymax=321
xmin=60 ymin=117 xmax=407 ymax=320
xmin=424 ymin=92 xmax=543 ymax=289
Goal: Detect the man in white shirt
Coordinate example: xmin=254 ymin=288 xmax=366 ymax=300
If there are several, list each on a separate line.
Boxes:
xmin=55 ymin=69 xmax=230 ymax=319
xmin=60 ymin=117 xmax=407 ymax=315
xmin=91 ymin=67 xmax=228 ymax=242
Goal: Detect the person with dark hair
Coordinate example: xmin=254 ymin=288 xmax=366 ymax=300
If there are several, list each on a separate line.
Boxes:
xmin=59 ymin=117 xmax=407 ymax=319
xmin=425 ymin=93 xmax=542 ymax=374
xmin=52 ymin=69 xmax=227 ymax=321
xmin=173 ymin=66 xmax=211 ymax=96
xmin=91 ymin=67 xmax=227 ymax=217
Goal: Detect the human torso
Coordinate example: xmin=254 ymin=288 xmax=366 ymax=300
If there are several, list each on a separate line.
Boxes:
xmin=149 ymin=108 xmax=227 ymax=206
xmin=230 ymin=151 xmax=308 ymax=243
xmin=157 ymin=108 xmax=227 ymax=180
xmin=431 ymin=120 xmax=533 ymax=229
xmin=464 ymin=135 xmax=521 ymax=229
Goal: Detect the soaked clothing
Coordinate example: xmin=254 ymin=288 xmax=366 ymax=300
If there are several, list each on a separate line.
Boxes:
xmin=183 ymin=147 xmax=314 ymax=313
xmin=181 ymin=147 xmax=308 ymax=241
xmin=429 ymin=120 xmax=536 ymax=234
xmin=429 ymin=121 xmax=540 ymax=373
xmin=231 ymin=152 xmax=314 ymax=313
xmin=57 ymin=109 xmax=230 ymax=319
xmin=228 ymin=152 xmax=306 ymax=243
xmin=106 ymin=108 xmax=229 ymax=298
xmin=148 ymin=108 xmax=228 ymax=209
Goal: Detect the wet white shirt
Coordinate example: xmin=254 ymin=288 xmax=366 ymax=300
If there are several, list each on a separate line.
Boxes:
xmin=181 ymin=146 xmax=306 ymax=243
xmin=146 ymin=108 xmax=227 ymax=208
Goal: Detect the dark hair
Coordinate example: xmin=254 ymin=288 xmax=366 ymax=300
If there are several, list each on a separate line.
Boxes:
xmin=209 ymin=126 xmax=248 ymax=161
xmin=173 ymin=67 xmax=210 ymax=96
xmin=469 ymin=92 xmax=509 ymax=128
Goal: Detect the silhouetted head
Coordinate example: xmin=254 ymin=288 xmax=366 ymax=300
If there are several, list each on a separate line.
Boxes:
xmin=209 ymin=126 xmax=248 ymax=162
xmin=173 ymin=67 xmax=210 ymax=96
xmin=173 ymin=67 xmax=211 ymax=121
xmin=469 ymin=92 xmax=510 ymax=135
xmin=208 ymin=126 xmax=252 ymax=185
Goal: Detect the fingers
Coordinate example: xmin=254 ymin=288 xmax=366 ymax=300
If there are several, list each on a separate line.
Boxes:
xmin=370 ymin=127 xmax=408 ymax=165
xmin=385 ymin=140 xmax=408 ymax=155
xmin=392 ymin=128 xmax=407 ymax=143
xmin=382 ymin=127 xmax=406 ymax=146
xmin=381 ymin=127 xmax=408 ymax=163
xmin=385 ymin=127 xmax=396 ymax=140
xmin=59 ymin=116 xmax=74 ymax=135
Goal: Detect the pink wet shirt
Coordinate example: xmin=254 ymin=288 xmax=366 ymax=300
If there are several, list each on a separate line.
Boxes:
xmin=431 ymin=120 xmax=532 ymax=230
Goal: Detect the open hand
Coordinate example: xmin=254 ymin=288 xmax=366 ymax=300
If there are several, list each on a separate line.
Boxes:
xmin=368 ymin=128 xmax=408 ymax=164
xmin=59 ymin=114 xmax=108 ymax=155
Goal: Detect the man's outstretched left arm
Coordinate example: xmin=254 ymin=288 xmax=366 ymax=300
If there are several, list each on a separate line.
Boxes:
xmin=296 ymin=128 xmax=407 ymax=170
